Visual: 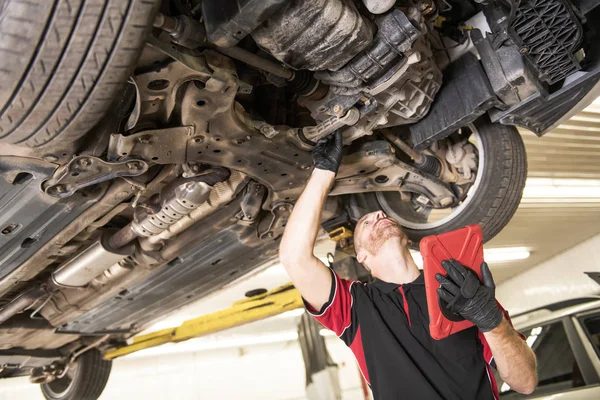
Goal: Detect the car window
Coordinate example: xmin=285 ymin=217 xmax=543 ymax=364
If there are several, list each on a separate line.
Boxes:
xmin=495 ymin=322 xmax=586 ymax=398
xmin=580 ymin=313 xmax=600 ymax=358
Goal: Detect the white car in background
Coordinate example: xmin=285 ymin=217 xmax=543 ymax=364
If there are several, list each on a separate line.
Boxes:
xmin=496 ymin=297 xmax=600 ymax=399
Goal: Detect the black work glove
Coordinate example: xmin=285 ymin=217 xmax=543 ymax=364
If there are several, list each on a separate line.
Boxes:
xmin=312 ymin=131 xmax=343 ymax=174
xmin=435 ymin=259 xmax=503 ymax=332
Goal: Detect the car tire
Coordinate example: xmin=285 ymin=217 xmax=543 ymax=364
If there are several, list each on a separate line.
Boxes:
xmin=40 ymin=349 xmax=112 ymax=400
xmin=356 ymin=117 xmax=528 ymax=245
xmin=0 ymin=0 xmax=159 ymax=148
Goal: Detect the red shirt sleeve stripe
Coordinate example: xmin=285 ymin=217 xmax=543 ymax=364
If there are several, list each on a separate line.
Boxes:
xmin=303 ymin=269 xmax=356 ymax=337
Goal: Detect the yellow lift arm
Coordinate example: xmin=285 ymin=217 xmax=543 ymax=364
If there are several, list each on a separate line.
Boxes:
xmin=104 ymin=283 xmax=304 ymax=360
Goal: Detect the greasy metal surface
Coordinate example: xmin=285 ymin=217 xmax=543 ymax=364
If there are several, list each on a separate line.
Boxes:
xmin=0 ymin=180 xmax=135 ymax=298
xmin=331 ymin=141 xmax=456 ymax=206
xmin=0 ymin=160 xmax=95 ymax=284
xmin=252 ymin=0 xmax=373 ymax=71
xmin=144 ymin=171 xmax=247 ymax=245
xmin=43 ymin=156 xmax=148 ymax=198
xmin=314 ymin=9 xmax=420 ymax=94
xmin=131 ymin=181 xmax=212 ymax=237
xmin=108 ymin=127 xmax=194 ymax=165
xmin=116 ymin=64 xmax=315 ymax=206
xmin=0 ymin=315 xmax=79 ymax=351
xmin=59 ymin=227 xmax=279 ymax=334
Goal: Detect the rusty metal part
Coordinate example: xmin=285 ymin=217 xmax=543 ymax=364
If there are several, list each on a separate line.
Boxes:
xmin=258 ymin=203 xmax=293 ymax=239
xmin=215 ymin=46 xmax=294 ymax=80
xmin=132 ymin=181 xmax=212 ymax=237
xmin=332 ymin=141 xmax=456 ymax=207
xmin=239 ymin=181 xmax=266 ymax=223
xmin=153 ymin=13 xmax=206 ymax=49
xmin=142 ymin=171 xmax=247 ymax=246
xmin=0 ymin=286 xmax=46 ymax=325
xmin=0 ymin=180 xmax=135 ymax=298
xmin=43 ymin=156 xmax=149 ymax=199
xmin=382 ymin=131 xmax=424 ymax=163
xmin=301 ymin=108 xmax=361 ymax=143
xmin=109 ymin=127 xmax=195 ymax=165
xmin=0 ymin=315 xmax=79 ymax=350
xmin=252 ymin=0 xmax=373 ymax=71
xmin=117 ymin=64 xmax=314 ymax=206
xmin=51 ymin=233 xmax=135 ymax=288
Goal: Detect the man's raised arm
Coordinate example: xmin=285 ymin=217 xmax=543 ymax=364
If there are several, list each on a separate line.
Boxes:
xmin=279 ymin=132 xmax=342 ymax=312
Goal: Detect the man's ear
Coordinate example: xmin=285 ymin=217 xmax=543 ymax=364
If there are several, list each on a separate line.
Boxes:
xmin=356 ymin=250 xmax=367 ymax=264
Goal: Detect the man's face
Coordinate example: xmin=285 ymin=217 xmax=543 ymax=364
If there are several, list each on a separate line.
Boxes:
xmin=354 ymin=210 xmax=407 ymax=258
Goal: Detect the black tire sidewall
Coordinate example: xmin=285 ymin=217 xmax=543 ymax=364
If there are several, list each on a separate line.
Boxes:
xmin=356 ymin=118 xmax=528 ymax=246
xmin=40 ymin=350 xmax=112 ymax=400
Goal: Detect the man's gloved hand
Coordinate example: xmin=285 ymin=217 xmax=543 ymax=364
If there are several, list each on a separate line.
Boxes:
xmin=435 ymin=259 xmax=503 ymax=332
xmin=312 ymin=131 xmax=343 ymax=174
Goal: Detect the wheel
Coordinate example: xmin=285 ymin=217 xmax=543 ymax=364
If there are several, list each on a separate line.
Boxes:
xmin=40 ymin=350 xmax=112 ymax=400
xmin=357 ymin=117 xmax=527 ymax=245
xmin=0 ymin=0 xmax=160 ymax=148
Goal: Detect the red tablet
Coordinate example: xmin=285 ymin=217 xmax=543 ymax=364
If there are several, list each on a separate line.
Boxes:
xmin=420 ymin=224 xmax=484 ymax=340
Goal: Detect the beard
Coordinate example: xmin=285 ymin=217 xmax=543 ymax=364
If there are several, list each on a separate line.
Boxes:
xmin=362 ymin=219 xmax=407 ymax=255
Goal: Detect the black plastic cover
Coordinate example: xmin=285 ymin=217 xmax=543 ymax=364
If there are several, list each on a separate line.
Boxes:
xmin=202 ymin=0 xmax=288 ymax=47
xmin=489 ymin=61 xmax=600 ymax=135
xmin=508 ymin=0 xmax=583 ymax=85
xmin=410 ymin=54 xmax=501 ymax=150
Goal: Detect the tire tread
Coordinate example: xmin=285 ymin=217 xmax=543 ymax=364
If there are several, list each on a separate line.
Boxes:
xmin=0 ymin=0 xmax=159 ymax=147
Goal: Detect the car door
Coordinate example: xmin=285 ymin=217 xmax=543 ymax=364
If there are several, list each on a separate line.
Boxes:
xmin=495 ymin=314 xmax=600 ymax=399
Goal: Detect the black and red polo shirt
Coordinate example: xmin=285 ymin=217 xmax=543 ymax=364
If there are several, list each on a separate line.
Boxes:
xmin=304 ymin=269 xmax=525 ymax=400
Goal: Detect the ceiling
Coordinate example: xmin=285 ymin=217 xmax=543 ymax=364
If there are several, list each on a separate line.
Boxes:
xmin=488 ymin=97 xmax=600 ymax=282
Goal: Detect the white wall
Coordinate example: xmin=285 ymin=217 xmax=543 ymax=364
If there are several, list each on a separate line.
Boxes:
xmin=496 ymin=232 xmax=600 ymax=315
xmin=0 ymin=336 xmax=366 ymax=400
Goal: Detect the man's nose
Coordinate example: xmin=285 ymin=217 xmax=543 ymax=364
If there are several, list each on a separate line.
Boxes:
xmin=375 ymin=210 xmax=386 ymax=220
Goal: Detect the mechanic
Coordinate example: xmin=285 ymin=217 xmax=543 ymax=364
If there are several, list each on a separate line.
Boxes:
xmin=279 ymin=132 xmax=538 ymax=400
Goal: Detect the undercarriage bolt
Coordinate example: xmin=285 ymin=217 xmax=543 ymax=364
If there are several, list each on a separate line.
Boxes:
xmin=332 ymin=104 xmax=343 ymax=115
xmin=127 ymin=161 xmax=142 ymax=170
xmin=139 ymin=135 xmax=152 ymax=144
xmin=78 ymin=158 xmax=91 ymax=168
xmin=55 ymin=184 xmax=66 ymax=193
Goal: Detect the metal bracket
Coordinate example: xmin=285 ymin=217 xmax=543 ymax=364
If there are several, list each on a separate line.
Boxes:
xmin=43 ymin=156 xmax=149 ymax=198
xmin=108 ymin=126 xmax=195 ymax=165
xmin=331 ymin=141 xmax=457 ymax=207
xmin=259 ymin=203 xmax=293 ymax=239
xmin=301 ymin=107 xmax=361 ymax=143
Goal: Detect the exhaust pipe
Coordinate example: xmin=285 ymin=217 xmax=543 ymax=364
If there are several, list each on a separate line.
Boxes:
xmin=0 ymin=287 xmax=46 ymax=325
xmin=0 ymin=168 xmax=231 ymax=325
xmin=51 ymin=233 xmax=135 ymax=288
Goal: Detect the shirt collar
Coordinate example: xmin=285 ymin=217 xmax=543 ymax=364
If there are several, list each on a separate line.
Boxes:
xmin=373 ymin=272 xmax=424 ymax=293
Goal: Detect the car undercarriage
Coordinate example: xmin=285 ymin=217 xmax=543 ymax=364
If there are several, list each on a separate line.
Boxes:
xmin=0 ymin=0 xmax=598 ymax=397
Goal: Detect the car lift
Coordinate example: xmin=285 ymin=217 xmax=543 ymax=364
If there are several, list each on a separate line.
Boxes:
xmin=104 ymin=282 xmax=304 ymax=359
xmin=105 ymin=225 xmax=354 ymax=360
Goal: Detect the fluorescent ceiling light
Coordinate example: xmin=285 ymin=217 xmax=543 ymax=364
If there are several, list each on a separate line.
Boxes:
xmin=522 ymin=178 xmax=600 ymax=202
xmin=410 ymin=247 xmax=530 ymax=268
